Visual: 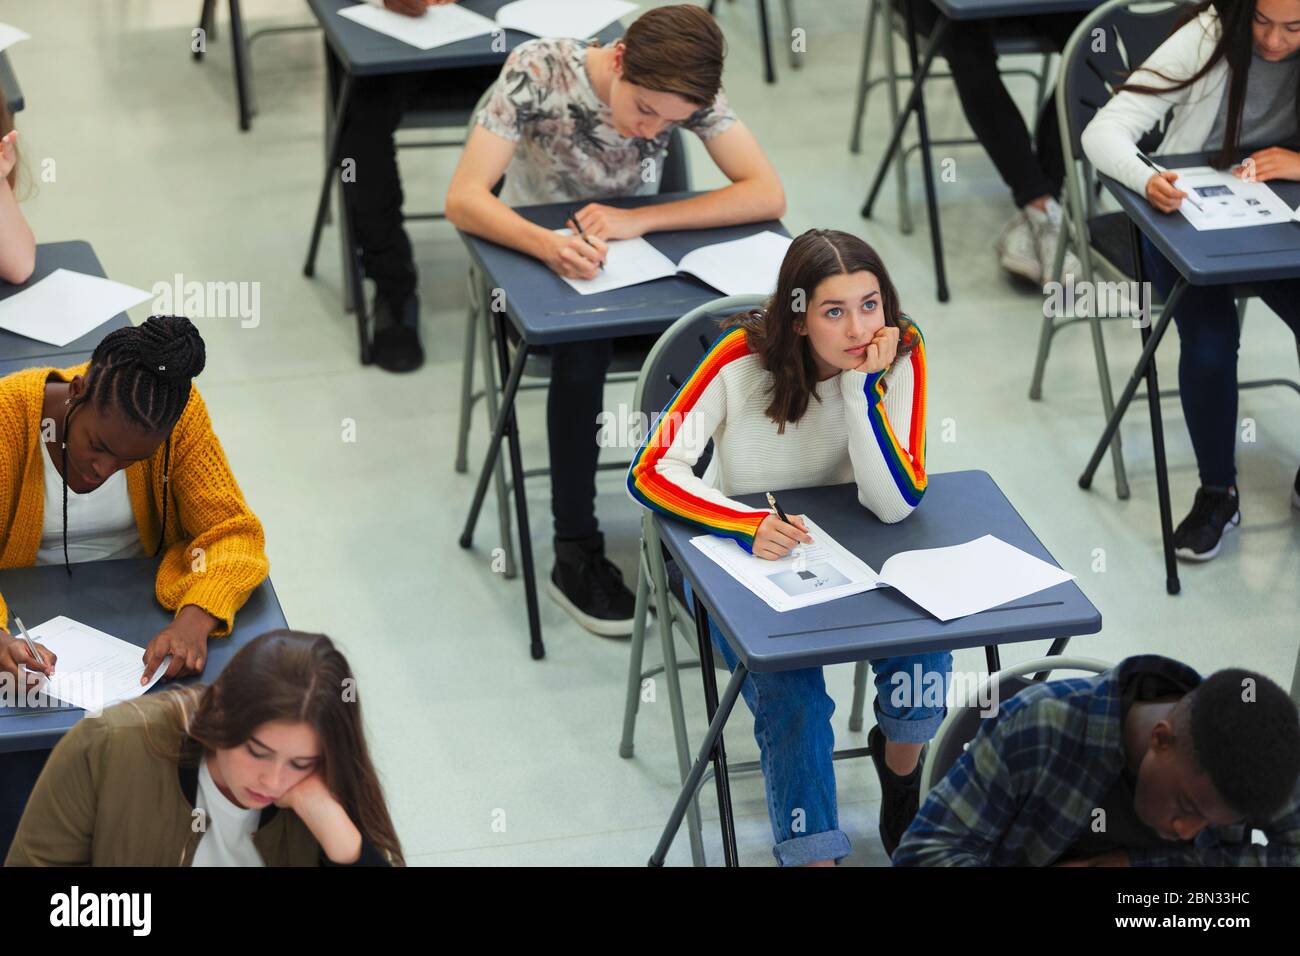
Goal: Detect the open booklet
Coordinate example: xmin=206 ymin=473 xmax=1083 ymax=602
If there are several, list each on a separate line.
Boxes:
xmin=337 ymin=0 xmax=637 ymax=50
xmin=19 ymin=616 xmax=170 ymax=715
xmin=557 ymin=229 xmax=792 ymax=297
xmin=691 ymin=521 xmax=1075 ymax=621
xmin=1169 ymin=166 xmax=1300 ymax=231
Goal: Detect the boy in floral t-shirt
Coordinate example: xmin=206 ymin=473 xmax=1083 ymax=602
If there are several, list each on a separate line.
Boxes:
xmin=446 ymin=4 xmax=785 ymax=638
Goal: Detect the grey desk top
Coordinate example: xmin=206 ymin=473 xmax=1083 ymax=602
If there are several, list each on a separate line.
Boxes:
xmin=0 ymin=241 xmax=133 ymax=365
xmin=655 ymin=471 xmax=1102 ymax=673
xmin=933 ymin=0 xmax=1101 ymax=19
xmin=308 ymin=0 xmax=623 ymax=77
xmin=0 ymin=559 xmax=287 ymax=753
xmin=1101 ymin=151 xmax=1300 ymax=286
xmin=0 ymin=51 xmax=21 ymax=113
xmin=460 ymin=191 xmax=789 ymax=346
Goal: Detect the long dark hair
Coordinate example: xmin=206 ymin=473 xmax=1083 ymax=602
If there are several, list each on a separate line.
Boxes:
xmin=722 ymin=229 xmax=917 ymax=433
xmin=1118 ymin=1 xmax=1299 ymax=169
xmin=142 ymin=630 xmax=405 ymax=866
xmin=60 ymin=315 xmax=205 ymax=573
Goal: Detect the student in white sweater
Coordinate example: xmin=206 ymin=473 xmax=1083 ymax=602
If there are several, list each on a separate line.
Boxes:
xmin=1082 ymin=0 xmax=1300 ymax=561
xmin=628 ymin=229 xmax=946 ymax=865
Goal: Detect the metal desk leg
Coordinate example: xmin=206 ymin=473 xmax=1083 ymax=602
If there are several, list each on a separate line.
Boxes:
xmin=194 ymin=0 xmax=217 ymax=60
xmin=304 ymin=72 xmax=353 ymax=281
xmin=984 ymin=645 xmax=1001 ymax=673
xmin=492 ymin=312 xmax=543 ymax=660
xmin=227 ymin=0 xmax=253 ymax=131
xmin=757 ymin=0 xmax=775 ymax=84
xmin=459 ymin=326 xmax=526 ymax=547
xmin=694 ymin=598 xmax=739 ymax=866
xmin=861 ymin=14 xmax=951 ymax=302
xmin=649 ymin=654 xmax=749 ymax=867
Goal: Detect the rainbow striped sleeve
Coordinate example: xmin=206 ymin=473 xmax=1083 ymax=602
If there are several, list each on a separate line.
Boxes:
xmin=627 ymin=328 xmax=769 ymax=552
xmin=858 ymin=324 xmax=928 ymax=514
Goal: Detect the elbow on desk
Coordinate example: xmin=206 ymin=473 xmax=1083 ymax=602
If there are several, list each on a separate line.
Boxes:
xmin=0 ymin=247 xmax=35 ymax=285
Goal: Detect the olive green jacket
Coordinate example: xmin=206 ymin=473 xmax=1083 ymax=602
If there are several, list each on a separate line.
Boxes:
xmin=5 ymin=696 xmax=383 ymax=867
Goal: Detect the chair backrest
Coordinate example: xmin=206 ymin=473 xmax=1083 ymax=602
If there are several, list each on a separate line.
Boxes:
xmin=633 ymin=294 xmax=768 ymax=480
xmin=918 ymin=657 xmax=1113 ymax=799
xmin=1057 ymin=0 xmax=1198 ymax=161
xmin=660 ymin=127 xmax=692 ymax=194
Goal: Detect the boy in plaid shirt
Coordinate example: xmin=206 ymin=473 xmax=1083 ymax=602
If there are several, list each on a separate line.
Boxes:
xmin=894 ymin=656 xmax=1300 ymax=866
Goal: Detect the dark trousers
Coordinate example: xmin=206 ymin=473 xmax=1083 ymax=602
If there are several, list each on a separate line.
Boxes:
xmin=335 ymin=66 xmax=500 ymax=301
xmin=901 ymin=1 xmax=1083 ymax=208
xmin=1142 ymin=235 xmax=1300 ymax=488
xmin=0 ymin=749 xmax=50 ymax=861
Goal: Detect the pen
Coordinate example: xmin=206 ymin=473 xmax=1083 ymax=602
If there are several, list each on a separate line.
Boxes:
xmin=765 ymin=492 xmax=790 ymax=524
xmin=1135 ymin=149 xmax=1204 ymax=211
xmin=13 ymin=616 xmax=45 ymax=667
xmin=566 ymin=209 xmax=606 ymax=272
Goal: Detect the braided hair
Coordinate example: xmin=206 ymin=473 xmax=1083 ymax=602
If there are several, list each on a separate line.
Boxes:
xmin=60 ymin=316 xmax=207 ymax=573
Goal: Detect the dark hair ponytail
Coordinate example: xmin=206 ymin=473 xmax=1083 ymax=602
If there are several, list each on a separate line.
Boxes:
xmin=60 ymin=316 xmax=207 ymax=572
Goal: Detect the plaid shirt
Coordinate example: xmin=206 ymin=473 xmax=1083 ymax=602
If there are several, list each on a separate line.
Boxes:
xmin=893 ymin=655 xmax=1300 ymax=867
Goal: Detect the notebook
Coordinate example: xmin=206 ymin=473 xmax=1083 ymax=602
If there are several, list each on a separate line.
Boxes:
xmin=558 ymin=229 xmax=792 ymax=297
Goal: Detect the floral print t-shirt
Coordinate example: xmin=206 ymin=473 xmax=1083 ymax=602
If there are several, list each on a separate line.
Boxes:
xmin=476 ymin=37 xmax=738 ymax=208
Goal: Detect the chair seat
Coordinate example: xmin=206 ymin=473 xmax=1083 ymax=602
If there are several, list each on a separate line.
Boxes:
xmin=1087 ymin=211 xmax=1138 ymax=279
xmin=991 ymin=19 xmax=1060 ymax=56
xmin=398 ymin=108 xmax=477 ymax=133
xmin=510 ymin=332 xmax=658 ymax=379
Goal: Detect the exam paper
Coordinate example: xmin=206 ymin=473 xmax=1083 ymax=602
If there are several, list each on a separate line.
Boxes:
xmin=24 ymin=616 xmax=168 ymax=714
xmin=675 ymin=230 xmax=792 ymax=297
xmin=690 ymin=517 xmax=880 ymax=612
xmin=0 ymin=22 xmax=30 ymax=54
xmin=555 ymin=230 xmax=678 ymax=295
xmin=496 ymin=0 xmax=638 ymax=39
xmin=876 ymin=534 xmax=1075 ymax=623
xmin=1169 ymin=166 xmax=1298 ymax=231
xmin=0 ymin=268 xmax=153 ymax=348
xmin=336 ymin=3 xmax=497 ymax=51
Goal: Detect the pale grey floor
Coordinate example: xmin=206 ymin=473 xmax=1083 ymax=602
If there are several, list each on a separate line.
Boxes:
xmin=7 ymin=0 xmax=1297 ymax=866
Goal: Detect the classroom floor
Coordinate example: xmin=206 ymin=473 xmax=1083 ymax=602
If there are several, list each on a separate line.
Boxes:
xmin=9 ymin=0 xmax=1298 ymax=866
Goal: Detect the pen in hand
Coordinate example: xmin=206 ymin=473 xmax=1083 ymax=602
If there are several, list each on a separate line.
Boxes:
xmin=566 ymin=209 xmax=606 ymax=272
xmin=1135 ymin=149 xmax=1204 ymax=211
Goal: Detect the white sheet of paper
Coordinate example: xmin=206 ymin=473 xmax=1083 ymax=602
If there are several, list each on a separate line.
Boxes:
xmin=555 ymin=229 xmax=678 ymax=294
xmin=1169 ymin=166 xmax=1297 ymax=231
xmin=24 ymin=616 xmax=168 ymax=714
xmin=0 ymin=268 xmax=152 ymax=347
xmin=690 ymin=517 xmax=880 ymax=613
xmin=496 ymin=0 xmax=638 ymax=38
xmin=336 ymin=3 xmax=497 ymax=51
xmin=876 ymin=534 xmax=1074 ymax=623
xmin=675 ymin=230 xmax=792 ymax=297
xmin=0 ymin=22 xmax=30 ymax=54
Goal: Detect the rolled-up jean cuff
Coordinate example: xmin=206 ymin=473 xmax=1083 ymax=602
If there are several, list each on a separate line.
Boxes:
xmin=773 ymin=828 xmax=852 ymax=867
xmin=874 ymin=701 xmax=946 ymax=744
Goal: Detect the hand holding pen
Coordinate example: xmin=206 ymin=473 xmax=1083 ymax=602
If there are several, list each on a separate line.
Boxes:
xmin=1136 ymin=150 xmax=1204 ymax=213
xmin=752 ymin=492 xmax=813 ymax=561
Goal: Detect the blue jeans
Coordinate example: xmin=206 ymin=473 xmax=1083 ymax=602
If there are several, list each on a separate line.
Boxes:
xmin=1141 ymin=235 xmax=1300 ymax=487
xmin=683 ymin=580 xmax=951 ymax=867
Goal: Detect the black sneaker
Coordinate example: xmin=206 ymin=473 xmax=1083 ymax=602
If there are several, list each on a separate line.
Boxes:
xmin=1173 ymin=486 xmax=1240 ymax=562
xmin=546 ymin=533 xmax=636 ymax=637
xmin=869 ymin=724 xmax=924 ymax=858
xmin=371 ymin=291 xmax=424 ymax=373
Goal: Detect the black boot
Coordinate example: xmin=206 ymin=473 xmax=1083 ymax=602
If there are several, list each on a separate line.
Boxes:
xmin=546 ymin=533 xmax=636 ymax=637
xmin=869 ymin=725 xmax=924 ymax=857
xmin=371 ymin=290 xmax=424 ymax=373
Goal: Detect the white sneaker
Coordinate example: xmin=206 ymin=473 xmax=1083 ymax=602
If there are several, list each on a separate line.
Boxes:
xmin=1025 ymin=198 xmax=1082 ymax=285
xmin=998 ymin=211 xmax=1041 ymax=284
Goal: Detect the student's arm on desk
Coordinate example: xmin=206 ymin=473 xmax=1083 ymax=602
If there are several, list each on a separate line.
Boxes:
xmin=1128 ymin=788 xmax=1300 ymax=867
xmin=626 ymin=329 xmax=769 ymax=553
xmin=892 ymin=704 xmax=1037 ymax=867
xmin=577 ymin=122 xmax=786 ymax=239
xmin=0 ymin=130 xmax=35 ymax=284
xmin=444 ymin=126 xmax=607 ymax=280
xmin=840 ymin=325 xmax=927 ymax=523
xmin=4 ymin=717 xmax=101 ymax=866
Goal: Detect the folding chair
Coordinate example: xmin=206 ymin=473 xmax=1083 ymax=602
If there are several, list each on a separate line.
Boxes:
xmin=618 ymin=295 xmax=871 ymax=866
xmin=920 ymin=656 xmax=1112 ymax=798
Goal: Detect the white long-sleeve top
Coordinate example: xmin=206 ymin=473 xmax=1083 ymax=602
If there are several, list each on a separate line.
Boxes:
xmin=627 ymin=324 xmax=928 ymax=552
xmin=1081 ymin=8 xmax=1230 ymax=195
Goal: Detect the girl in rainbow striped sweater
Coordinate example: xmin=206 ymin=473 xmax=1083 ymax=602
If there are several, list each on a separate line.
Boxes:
xmin=628 ymin=229 xmax=949 ymax=866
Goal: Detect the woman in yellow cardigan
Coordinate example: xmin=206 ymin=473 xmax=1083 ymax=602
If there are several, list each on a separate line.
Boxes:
xmin=0 ymin=315 xmax=269 ymax=687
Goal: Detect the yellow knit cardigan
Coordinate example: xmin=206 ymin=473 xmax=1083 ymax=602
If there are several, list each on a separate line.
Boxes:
xmin=0 ymin=363 xmax=269 ymax=637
